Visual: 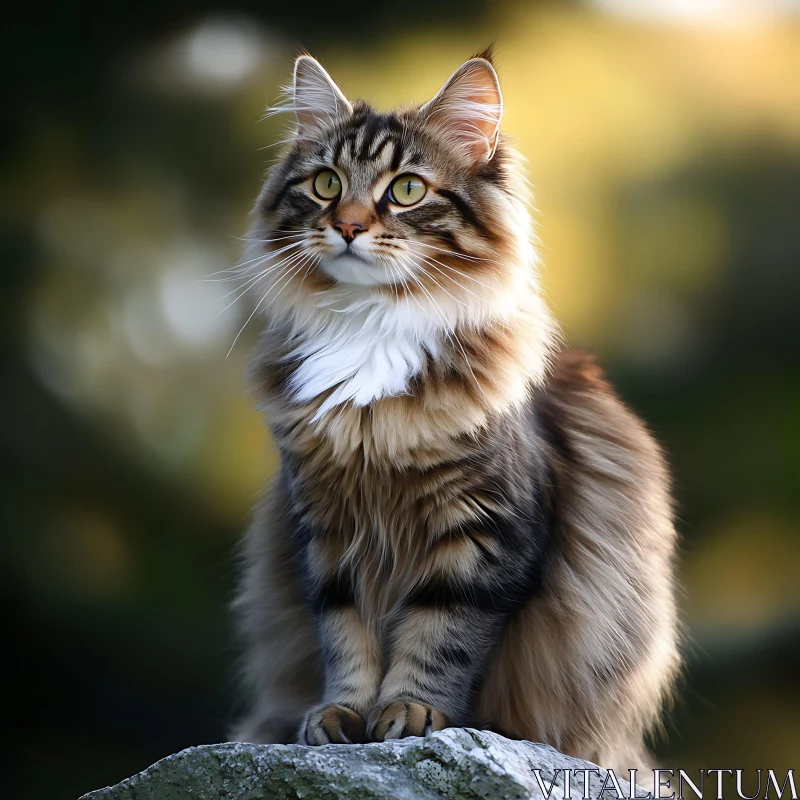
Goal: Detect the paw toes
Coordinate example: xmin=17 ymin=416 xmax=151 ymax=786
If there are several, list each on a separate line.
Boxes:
xmin=372 ymin=700 xmax=407 ymax=741
xmin=303 ymin=704 xmax=366 ymax=745
xmin=369 ymin=700 xmax=448 ymax=741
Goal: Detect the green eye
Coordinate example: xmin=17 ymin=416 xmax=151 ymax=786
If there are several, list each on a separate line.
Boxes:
xmin=313 ymin=169 xmax=342 ymax=200
xmin=390 ymin=174 xmax=426 ymax=206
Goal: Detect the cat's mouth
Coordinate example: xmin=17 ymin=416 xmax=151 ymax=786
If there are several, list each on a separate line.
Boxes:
xmin=334 ymin=246 xmax=372 ymax=265
xmin=318 ymin=249 xmax=390 ymax=287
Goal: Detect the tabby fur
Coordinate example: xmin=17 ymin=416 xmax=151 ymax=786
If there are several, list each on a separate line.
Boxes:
xmin=230 ymin=50 xmax=680 ymax=772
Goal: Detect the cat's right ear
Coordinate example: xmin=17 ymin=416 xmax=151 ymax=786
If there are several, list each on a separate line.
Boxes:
xmin=421 ymin=57 xmax=503 ymax=161
xmin=292 ymin=55 xmax=352 ymax=136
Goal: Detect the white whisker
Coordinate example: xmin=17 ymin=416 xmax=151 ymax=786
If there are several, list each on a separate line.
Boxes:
xmin=203 ymin=239 xmax=307 ymax=281
xmin=395 ymin=254 xmax=486 ymax=400
xmin=226 ymin=250 xmax=316 ymax=357
xmin=213 ymin=249 xmax=311 ymax=320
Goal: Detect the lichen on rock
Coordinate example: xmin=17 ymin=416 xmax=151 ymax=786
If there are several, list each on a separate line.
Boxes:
xmin=80 ymin=728 xmax=648 ymax=800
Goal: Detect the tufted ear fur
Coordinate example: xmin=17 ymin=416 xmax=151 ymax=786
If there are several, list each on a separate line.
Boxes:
xmin=421 ymin=57 xmax=503 ymax=161
xmin=292 ymin=55 xmax=352 ymax=136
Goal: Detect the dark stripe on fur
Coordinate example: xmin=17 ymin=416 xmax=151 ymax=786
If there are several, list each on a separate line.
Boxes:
xmin=310 ymin=573 xmax=354 ymax=615
xmin=434 ymin=188 xmax=483 ymax=230
xmin=268 ymin=174 xmax=308 ymax=212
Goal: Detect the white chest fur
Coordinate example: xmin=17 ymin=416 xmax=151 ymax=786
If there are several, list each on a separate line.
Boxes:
xmin=284 ymin=291 xmax=444 ymax=417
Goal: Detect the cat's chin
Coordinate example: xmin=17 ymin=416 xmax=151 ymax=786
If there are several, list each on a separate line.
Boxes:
xmin=318 ymin=254 xmax=396 ymax=287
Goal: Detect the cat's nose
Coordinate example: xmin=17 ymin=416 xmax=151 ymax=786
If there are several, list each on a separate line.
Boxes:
xmin=334 ymin=221 xmax=367 ymax=244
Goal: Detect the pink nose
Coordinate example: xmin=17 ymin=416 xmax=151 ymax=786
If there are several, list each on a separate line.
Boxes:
xmin=334 ymin=221 xmax=366 ymax=243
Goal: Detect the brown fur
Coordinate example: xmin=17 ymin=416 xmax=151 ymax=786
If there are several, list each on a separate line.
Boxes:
xmin=478 ymin=352 xmax=679 ymax=771
xmin=230 ymin=54 xmax=680 ymax=772
xmin=234 ymin=347 xmax=679 ymax=770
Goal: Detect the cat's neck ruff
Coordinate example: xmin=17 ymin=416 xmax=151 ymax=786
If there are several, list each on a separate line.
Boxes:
xmin=285 ymin=288 xmax=441 ymax=417
xmin=270 ymin=270 xmax=531 ymax=418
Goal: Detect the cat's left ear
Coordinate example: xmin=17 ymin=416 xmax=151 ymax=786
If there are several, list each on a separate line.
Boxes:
xmin=292 ymin=55 xmax=352 ymax=136
xmin=421 ymin=57 xmax=503 ymax=161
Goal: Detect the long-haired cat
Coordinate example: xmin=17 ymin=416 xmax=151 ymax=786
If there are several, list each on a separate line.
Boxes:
xmin=231 ymin=49 xmax=680 ymax=772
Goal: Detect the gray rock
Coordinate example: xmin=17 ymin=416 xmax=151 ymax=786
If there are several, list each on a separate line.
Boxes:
xmin=80 ymin=728 xmax=651 ymax=800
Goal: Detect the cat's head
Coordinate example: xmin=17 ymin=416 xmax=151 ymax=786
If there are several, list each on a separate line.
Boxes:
xmin=245 ymin=50 xmax=538 ymax=336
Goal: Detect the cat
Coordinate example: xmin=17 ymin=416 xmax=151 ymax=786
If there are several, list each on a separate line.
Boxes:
xmin=230 ymin=48 xmax=680 ymax=773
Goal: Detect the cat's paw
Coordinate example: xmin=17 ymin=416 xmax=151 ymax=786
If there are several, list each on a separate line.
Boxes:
xmin=300 ymin=704 xmax=367 ymax=745
xmin=367 ymin=700 xmax=449 ymax=741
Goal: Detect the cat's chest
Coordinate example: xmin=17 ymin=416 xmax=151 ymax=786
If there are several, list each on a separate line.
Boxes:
xmin=285 ymin=306 xmax=441 ymax=416
xmin=276 ymin=388 xmax=489 ymax=547
xmin=298 ymin=456 xmax=496 ymax=619
xmin=302 ymin=490 xmax=446 ymax=618
xmin=293 ymin=455 xmax=420 ymax=538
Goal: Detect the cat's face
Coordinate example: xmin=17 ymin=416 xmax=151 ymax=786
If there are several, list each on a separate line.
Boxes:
xmin=268 ymin=111 xmax=485 ymax=289
xmin=245 ymin=53 xmax=534 ymax=330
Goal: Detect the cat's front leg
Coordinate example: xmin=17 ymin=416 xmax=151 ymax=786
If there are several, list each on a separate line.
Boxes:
xmin=367 ymin=518 xmax=547 ymax=741
xmin=300 ymin=604 xmax=382 ymax=745
xmin=367 ymin=602 xmax=504 ymax=740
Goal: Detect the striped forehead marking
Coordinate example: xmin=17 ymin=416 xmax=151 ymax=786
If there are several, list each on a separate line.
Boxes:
xmin=331 ymin=111 xmax=406 ymax=172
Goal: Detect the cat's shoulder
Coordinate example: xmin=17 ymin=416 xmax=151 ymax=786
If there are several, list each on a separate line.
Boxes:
xmin=533 ymin=346 xmax=663 ymax=461
xmin=545 ymin=347 xmax=611 ymax=393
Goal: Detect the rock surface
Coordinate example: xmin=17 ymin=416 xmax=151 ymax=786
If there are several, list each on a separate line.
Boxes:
xmin=80 ymin=728 xmax=649 ymax=800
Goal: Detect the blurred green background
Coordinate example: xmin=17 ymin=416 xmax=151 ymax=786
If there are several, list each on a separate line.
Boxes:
xmin=2 ymin=1 xmax=799 ymax=797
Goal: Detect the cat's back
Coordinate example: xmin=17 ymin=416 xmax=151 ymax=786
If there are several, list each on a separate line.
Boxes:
xmin=534 ymin=347 xmax=670 ymax=486
xmin=530 ymin=347 xmax=675 ymax=581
